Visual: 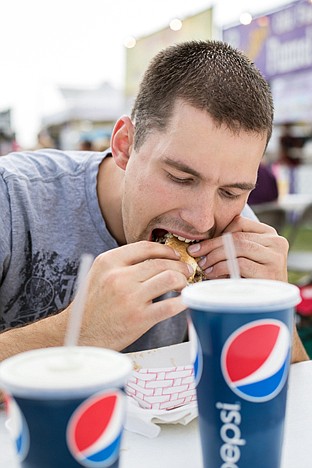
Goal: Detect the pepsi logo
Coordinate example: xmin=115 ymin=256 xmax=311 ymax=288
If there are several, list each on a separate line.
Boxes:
xmin=221 ymin=319 xmax=291 ymax=402
xmin=4 ymin=395 xmax=29 ymax=461
xmin=67 ymin=390 xmax=126 ymax=467
xmin=188 ymin=319 xmax=203 ymax=386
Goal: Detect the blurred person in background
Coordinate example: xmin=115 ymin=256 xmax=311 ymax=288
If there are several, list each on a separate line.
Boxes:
xmin=248 ymin=161 xmax=279 ymax=205
xmin=279 ymin=123 xmax=305 ymax=168
xmin=278 ymin=123 xmax=310 ymax=194
xmin=79 ymin=139 xmax=94 ymax=151
xmin=0 ymin=40 xmax=308 ymax=371
xmin=35 ymin=129 xmax=57 ymax=150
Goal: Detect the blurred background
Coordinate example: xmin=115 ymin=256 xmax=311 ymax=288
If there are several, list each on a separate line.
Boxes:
xmin=1 ymin=0 xmax=310 ymax=157
xmin=1 ymin=0 xmax=312 ymax=351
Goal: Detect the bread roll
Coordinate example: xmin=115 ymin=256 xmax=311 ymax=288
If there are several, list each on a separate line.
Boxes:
xmin=165 ymin=236 xmax=203 ymax=283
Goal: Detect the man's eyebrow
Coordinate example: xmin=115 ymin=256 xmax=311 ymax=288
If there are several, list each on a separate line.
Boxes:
xmin=163 ymin=157 xmax=255 ymax=191
xmin=223 ymin=182 xmax=256 ymax=191
xmin=163 ymin=157 xmax=201 ymax=178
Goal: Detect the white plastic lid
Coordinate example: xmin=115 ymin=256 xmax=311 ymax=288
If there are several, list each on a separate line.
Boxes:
xmin=182 ymin=278 xmax=301 ymax=312
xmin=0 ymin=346 xmax=133 ymax=398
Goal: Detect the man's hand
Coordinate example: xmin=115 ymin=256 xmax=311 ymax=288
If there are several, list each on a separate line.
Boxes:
xmin=188 ymin=215 xmax=289 ymax=282
xmin=0 ymin=241 xmax=192 ymax=362
xmin=78 ymin=241 xmax=192 ymax=350
xmin=187 ymin=215 xmax=309 ymax=363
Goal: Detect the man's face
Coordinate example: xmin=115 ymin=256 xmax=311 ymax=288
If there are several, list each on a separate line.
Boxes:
xmin=121 ymin=101 xmax=267 ymax=244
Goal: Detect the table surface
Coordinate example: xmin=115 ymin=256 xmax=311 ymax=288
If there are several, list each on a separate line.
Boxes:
xmin=252 ymin=193 xmax=312 ymax=215
xmin=278 ymin=193 xmax=312 ymax=213
xmin=1 ymin=361 xmax=311 ymax=468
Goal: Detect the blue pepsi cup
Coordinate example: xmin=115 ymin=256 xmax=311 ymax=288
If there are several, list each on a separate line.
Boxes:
xmin=182 ymin=278 xmax=301 ymax=468
xmin=0 ymin=346 xmax=133 ymax=468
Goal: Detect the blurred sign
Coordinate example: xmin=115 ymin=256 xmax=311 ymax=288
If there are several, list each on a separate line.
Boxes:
xmin=272 ymin=69 xmax=312 ymax=122
xmin=223 ymin=0 xmax=312 ymax=80
xmin=125 ymin=8 xmax=213 ymax=99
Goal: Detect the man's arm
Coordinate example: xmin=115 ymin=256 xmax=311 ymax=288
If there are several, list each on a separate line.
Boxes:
xmin=0 ymin=309 xmax=69 ymax=362
xmin=292 ymin=327 xmax=309 ymax=363
xmin=0 ymin=241 xmax=192 ymax=363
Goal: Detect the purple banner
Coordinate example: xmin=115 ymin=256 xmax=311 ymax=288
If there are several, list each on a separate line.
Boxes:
xmin=223 ymin=0 xmax=312 ymax=80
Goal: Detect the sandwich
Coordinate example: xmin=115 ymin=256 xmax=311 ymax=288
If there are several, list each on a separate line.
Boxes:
xmin=164 ymin=234 xmax=204 ymax=284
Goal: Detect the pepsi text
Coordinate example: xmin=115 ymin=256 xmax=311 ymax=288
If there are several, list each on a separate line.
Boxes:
xmin=216 ymin=402 xmax=246 ymax=468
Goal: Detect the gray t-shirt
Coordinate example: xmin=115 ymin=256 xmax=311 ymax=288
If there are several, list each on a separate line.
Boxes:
xmin=0 ymin=149 xmax=187 ymax=352
xmin=0 ymin=148 xmax=256 ymax=352
xmin=0 ymin=149 xmax=116 ymax=327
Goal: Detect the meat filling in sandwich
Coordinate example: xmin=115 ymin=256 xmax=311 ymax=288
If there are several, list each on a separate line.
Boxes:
xmin=153 ymin=232 xmax=204 ymax=284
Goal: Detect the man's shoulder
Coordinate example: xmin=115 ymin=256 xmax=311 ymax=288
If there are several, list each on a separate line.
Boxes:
xmin=0 ymin=149 xmax=107 ymax=181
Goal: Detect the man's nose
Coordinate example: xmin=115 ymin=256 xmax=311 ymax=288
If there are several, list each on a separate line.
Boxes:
xmin=179 ymin=192 xmax=215 ymax=235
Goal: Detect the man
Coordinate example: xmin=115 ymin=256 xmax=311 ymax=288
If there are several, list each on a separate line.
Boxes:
xmin=0 ymin=40 xmax=308 ymax=363
xmin=248 ymin=162 xmax=279 ymax=205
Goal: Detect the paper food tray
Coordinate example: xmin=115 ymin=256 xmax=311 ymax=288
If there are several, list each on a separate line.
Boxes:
xmin=126 ymin=341 xmax=196 ymax=411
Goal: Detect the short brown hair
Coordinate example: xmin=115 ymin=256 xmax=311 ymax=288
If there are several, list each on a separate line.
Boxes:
xmin=131 ymin=40 xmax=273 ymax=150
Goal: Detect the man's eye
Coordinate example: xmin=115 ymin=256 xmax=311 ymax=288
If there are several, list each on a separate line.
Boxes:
xmin=220 ymin=189 xmax=240 ymax=199
xmin=167 ymin=173 xmax=193 ymax=184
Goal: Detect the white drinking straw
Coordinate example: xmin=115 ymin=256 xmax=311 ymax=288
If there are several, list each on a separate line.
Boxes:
xmin=222 ymin=233 xmax=241 ymax=279
xmin=64 ymin=253 xmax=94 ymax=347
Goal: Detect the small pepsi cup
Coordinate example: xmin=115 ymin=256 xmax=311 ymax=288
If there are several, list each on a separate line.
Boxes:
xmin=182 ymin=278 xmax=301 ymax=468
xmin=0 ymin=346 xmax=133 ymax=468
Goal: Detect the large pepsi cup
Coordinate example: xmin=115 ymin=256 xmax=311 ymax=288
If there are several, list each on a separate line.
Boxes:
xmin=182 ymin=279 xmax=301 ymax=468
xmin=0 ymin=346 xmax=133 ymax=468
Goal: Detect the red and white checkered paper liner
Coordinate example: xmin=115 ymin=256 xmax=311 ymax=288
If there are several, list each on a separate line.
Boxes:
xmin=126 ymin=342 xmax=196 ymax=411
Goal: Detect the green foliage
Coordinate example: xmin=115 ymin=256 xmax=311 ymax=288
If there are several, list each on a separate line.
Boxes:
xmin=284 ymin=226 xmax=312 ymax=252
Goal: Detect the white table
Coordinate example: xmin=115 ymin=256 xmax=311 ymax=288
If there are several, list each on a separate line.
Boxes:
xmin=252 ymin=193 xmax=312 ymax=218
xmin=1 ymin=361 xmax=311 ymax=467
xmin=277 ymin=193 xmax=312 ymax=215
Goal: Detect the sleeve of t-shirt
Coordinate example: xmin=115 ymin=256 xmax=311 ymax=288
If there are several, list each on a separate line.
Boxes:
xmin=0 ymin=175 xmax=12 ymax=281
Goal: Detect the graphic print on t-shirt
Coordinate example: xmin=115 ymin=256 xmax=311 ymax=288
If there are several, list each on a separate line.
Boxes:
xmin=1 ymin=232 xmax=79 ymax=331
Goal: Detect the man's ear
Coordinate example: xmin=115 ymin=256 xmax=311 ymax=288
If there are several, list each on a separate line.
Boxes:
xmin=111 ymin=116 xmax=134 ymax=170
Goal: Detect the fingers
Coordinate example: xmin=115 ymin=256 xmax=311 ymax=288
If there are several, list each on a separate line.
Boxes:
xmin=128 ymin=256 xmax=193 ymax=282
xmin=199 ymin=232 xmax=283 ymax=264
xmin=223 ymin=215 xmax=278 ymax=235
xmin=188 ymin=216 xmax=278 ymax=255
xmin=148 ymin=295 xmax=187 ymax=325
xmin=81 ymin=260 xmax=189 ymax=350
xmin=187 ymin=217 xmax=289 ymax=281
xmin=91 ymin=241 xmax=193 ymax=293
xmin=91 ymin=256 xmax=191 ymax=305
xmin=140 ymin=269 xmax=189 ymax=303
xmin=76 ymin=240 xmax=194 ymax=352
xmin=95 ymin=240 xmax=181 ymax=269
xmin=84 ymin=240 xmax=192 ymax=325
xmin=202 ymin=256 xmax=278 ymax=280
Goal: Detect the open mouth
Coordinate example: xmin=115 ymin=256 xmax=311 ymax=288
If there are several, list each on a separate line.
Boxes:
xmin=152 ymin=229 xmax=199 ymax=245
xmin=152 ymin=230 xmax=203 ymax=283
